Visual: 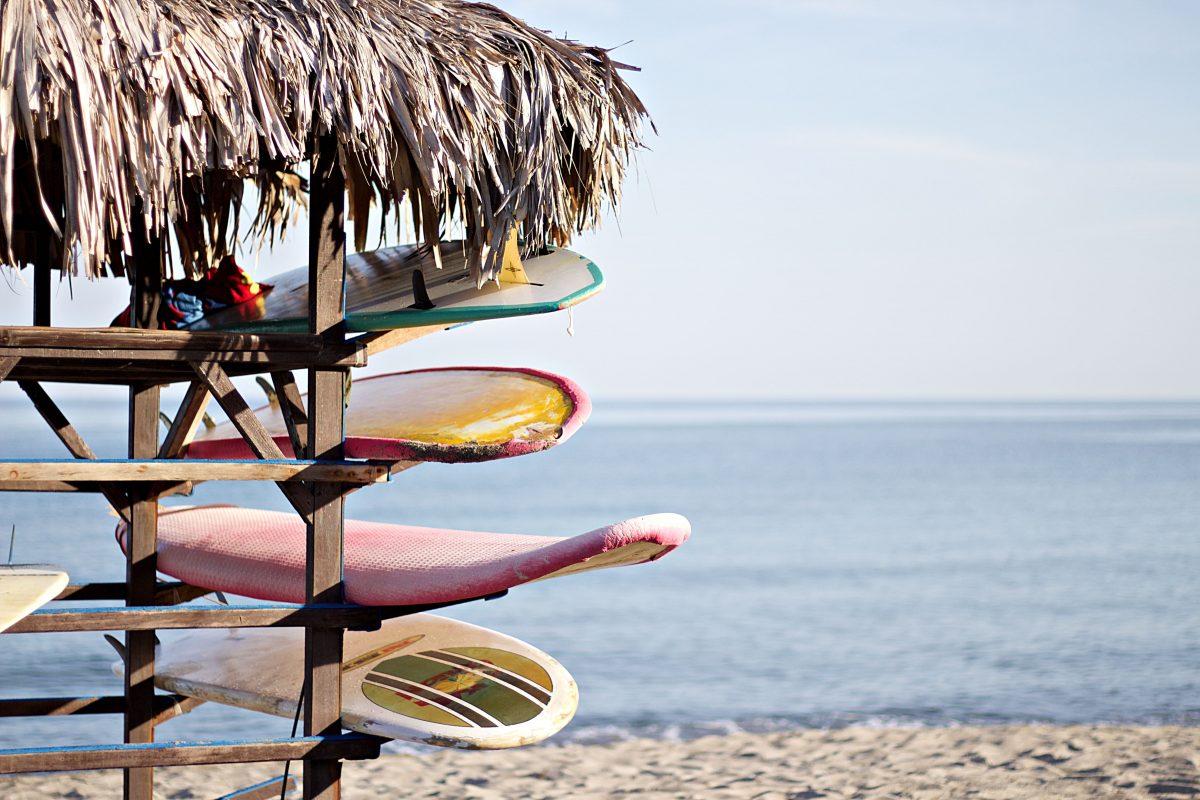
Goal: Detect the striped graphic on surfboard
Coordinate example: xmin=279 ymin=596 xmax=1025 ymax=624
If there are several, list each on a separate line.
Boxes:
xmin=145 ymin=613 xmax=579 ymax=748
xmin=362 ymin=647 xmax=553 ymax=729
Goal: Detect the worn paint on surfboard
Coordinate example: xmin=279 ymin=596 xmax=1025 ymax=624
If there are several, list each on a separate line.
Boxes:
xmin=0 ymin=565 xmax=68 ymax=633
xmin=149 ymin=614 xmax=578 ymax=749
xmin=186 ymin=244 xmax=603 ymax=334
xmin=187 ymin=367 xmax=590 ymax=463
xmin=117 ymin=505 xmax=690 ymax=606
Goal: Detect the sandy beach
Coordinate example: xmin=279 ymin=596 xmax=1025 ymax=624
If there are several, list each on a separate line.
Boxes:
xmin=2 ymin=725 xmax=1196 ymax=799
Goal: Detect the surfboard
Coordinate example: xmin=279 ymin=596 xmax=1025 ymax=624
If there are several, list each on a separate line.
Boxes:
xmin=186 ymin=366 xmax=590 ymax=462
xmin=0 ymin=565 xmax=68 ymax=633
xmin=150 ymin=614 xmax=578 ymax=749
xmin=116 ymin=505 xmax=690 ymax=606
xmin=186 ymin=244 xmax=604 ymax=334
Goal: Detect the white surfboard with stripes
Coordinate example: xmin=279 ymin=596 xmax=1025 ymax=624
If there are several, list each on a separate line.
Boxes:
xmin=151 ymin=613 xmax=578 ymax=749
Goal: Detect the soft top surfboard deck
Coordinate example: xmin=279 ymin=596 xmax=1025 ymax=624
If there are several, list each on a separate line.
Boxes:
xmin=116 ymin=505 xmax=690 ymax=606
xmin=146 ymin=614 xmax=578 ymax=749
xmin=187 ymin=244 xmax=603 ymax=333
xmin=0 ymin=565 xmax=68 ymax=633
xmin=187 ymin=367 xmax=590 ymax=463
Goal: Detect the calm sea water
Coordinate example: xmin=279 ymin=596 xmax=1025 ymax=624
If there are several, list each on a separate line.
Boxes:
xmin=0 ymin=393 xmax=1197 ymax=749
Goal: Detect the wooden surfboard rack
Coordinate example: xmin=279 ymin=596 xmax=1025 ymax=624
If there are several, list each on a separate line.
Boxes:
xmin=0 ymin=137 xmax=495 ymax=799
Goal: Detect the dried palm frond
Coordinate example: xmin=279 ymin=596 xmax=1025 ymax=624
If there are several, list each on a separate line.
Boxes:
xmin=0 ymin=0 xmax=650 ymax=284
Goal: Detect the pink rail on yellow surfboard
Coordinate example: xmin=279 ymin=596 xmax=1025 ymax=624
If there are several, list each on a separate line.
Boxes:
xmin=116 ymin=506 xmax=690 ymax=606
xmin=187 ymin=367 xmax=590 ymax=463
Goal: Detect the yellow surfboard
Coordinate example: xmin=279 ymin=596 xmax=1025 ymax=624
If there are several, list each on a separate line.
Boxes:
xmin=187 ymin=367 xmax=590 ymax=463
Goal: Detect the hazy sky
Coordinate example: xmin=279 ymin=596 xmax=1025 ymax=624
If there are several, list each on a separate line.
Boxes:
xmin=2 ymin=0 xmax=1197 ymax=399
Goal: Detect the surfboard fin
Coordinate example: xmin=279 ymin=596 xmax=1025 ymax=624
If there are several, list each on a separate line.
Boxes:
xmin=104 ymin=634 xmax=127 ymax=664
xmin=498 ymin=227 xmax=531 ymax=285
xmin=255 ymin=377 xmax=280 ymax=409
xmin=409 ymin=269 xmax=436 ymax=310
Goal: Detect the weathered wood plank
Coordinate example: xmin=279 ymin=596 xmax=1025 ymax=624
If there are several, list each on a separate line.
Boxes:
xmin=56 ymin=581 xmax=213 ymax=605
xmin=18 ymin=380 xmax=132 ymax=522
xmin=0 ymin=355 xmax=20 ymax=383
xmin=218 ymin=775 xmax=299 ymax=800
xmin=193 ymin=360 xmax=289 ymax=461
xmin=158 ymin=382 xmax=210 ymax=460
xmin=0 ymin=460 xmax=391 ymax=484
xmin=33 ymin=261 xmax=50 ymax=327
xmin=0 ymin=480 xmax=194 ymax=496
xmin=272 ymin=370 xmax=309 ymax=460
xmin=19 ymin=381 xmax=100 ymax=459
xmin=0 ymin=350 xmax=364 ymax=388
xmin=0 ymin=694 xmax=201 ymax=721
xmin=306 ymin=131 xmax=348 ymax=800
xmin=126 ymin=380 xmax=160 ymax=800
xmin=192 ymin=360 xmax=317 ymax=520
xmin=0 ymin=734 xmax=382 ymax=773
xmin=354 ymin=324 xmax=446 ymax=357
xmin=5 ymin=604 xmax=383 ymax=633
xmin=0 ymin=327 xmax=332 ymax=352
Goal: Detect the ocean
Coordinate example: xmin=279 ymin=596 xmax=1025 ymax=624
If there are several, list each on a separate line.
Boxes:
xmin=0 ymin=395 xmax=1197 ymax=749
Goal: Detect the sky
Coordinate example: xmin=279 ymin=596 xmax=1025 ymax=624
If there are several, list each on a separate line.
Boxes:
xmin=2 ymin=0 xmax=1198 ymax=400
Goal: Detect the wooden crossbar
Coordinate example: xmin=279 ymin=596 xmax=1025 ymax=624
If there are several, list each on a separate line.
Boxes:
xmin=0 ymin=734 xmax=383 ymax=773
xmin=0 ymin=694 xmax=202 ymax=722
xmin=0 ymin=459 xmax=391 ymax=484
xmin=5 ymin=605 xmax=384 ymax=634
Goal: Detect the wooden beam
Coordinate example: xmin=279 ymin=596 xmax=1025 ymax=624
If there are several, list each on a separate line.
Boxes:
xmin=272 ymin=370 xmax=309 ymax=460
xmin=0 ymin=355 xmax=18 ymax=383
xmin=0 ymin=327 xmax=345 ymax=353
xmin=6 ymin=604 xmax=383 ymax=633
xmin=191 ymin=359 xmax=316 ymax=519
xmin=0 ymin=480 xmax=194 ymax=496
xmin=18 ymin=382 xmax=99 ymax=458
xmin=56 ymin=581 xmax=214 ymax=605
xmin=0 ymin=460 xmax=391 ymax=484
xmin=192 ymin=360 xmax=288 ymax=460
xmin=33 ymin=261 xmax=50 ymax=327
xmin=0 ymin=694 xmax=202 ymax=721
xmin=219 ymin=775 xmax=299 ymax=800
xmin=125 ymin=381 xmax=160 ymax=800
xmin=158 ymin=382 xmax=210 ymax=460
xmin=353 ymin=324 xmax=447 ymax=357
xmin=17 ymin=380 xmax=132 ymax=521
xmin=0 ymin=734 xmax=382 ymax=773
xmin=306 ymin=131 xmax=348 ymax=800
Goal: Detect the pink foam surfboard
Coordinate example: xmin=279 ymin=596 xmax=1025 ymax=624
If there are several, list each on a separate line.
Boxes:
xmin=116 ymin=505 xmax=689 ymax=606
xmin=186 ymin=367 xmax=589 ymax=463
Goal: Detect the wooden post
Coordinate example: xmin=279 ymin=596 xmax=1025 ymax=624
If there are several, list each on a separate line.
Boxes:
xmin=33 ymin=262 xmax=50 ymax=327
xmin=124 ymin=386 xmax=159 ymax=800
xmin=125 ymin=217 xmax=161 ymax=800
xmin=304 ymin=133 xmax=347 ymax=800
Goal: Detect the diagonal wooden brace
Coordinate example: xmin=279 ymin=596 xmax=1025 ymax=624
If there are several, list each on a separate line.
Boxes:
xmin=17 ymin=380 xmax=133 ymax=523
xmin=0 ymin=356 xmax=18 ymax=382
xmin=272 ymin=370 xmax=310 ymax=460
xmin=190 ymin=360 xmax=314 ymax=521
xmin=158 ymin=381 xmax=211 ymax=460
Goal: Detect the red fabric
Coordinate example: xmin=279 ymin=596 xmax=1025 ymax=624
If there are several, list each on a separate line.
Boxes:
xmin=109 ymin=256 xmax=267 ymax=329
xmin=204 ymin=256 xmax=262 ymax=305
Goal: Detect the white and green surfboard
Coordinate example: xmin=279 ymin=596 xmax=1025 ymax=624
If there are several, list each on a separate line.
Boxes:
xmin=187 ymin=243 xmax=603 ymax=334
xmin=151 ymin=614 xmax=578 ymax=749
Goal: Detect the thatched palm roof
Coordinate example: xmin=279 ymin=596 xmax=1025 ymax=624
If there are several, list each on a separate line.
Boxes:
xmin=0 ymin=0 xmax=649 ymax=283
